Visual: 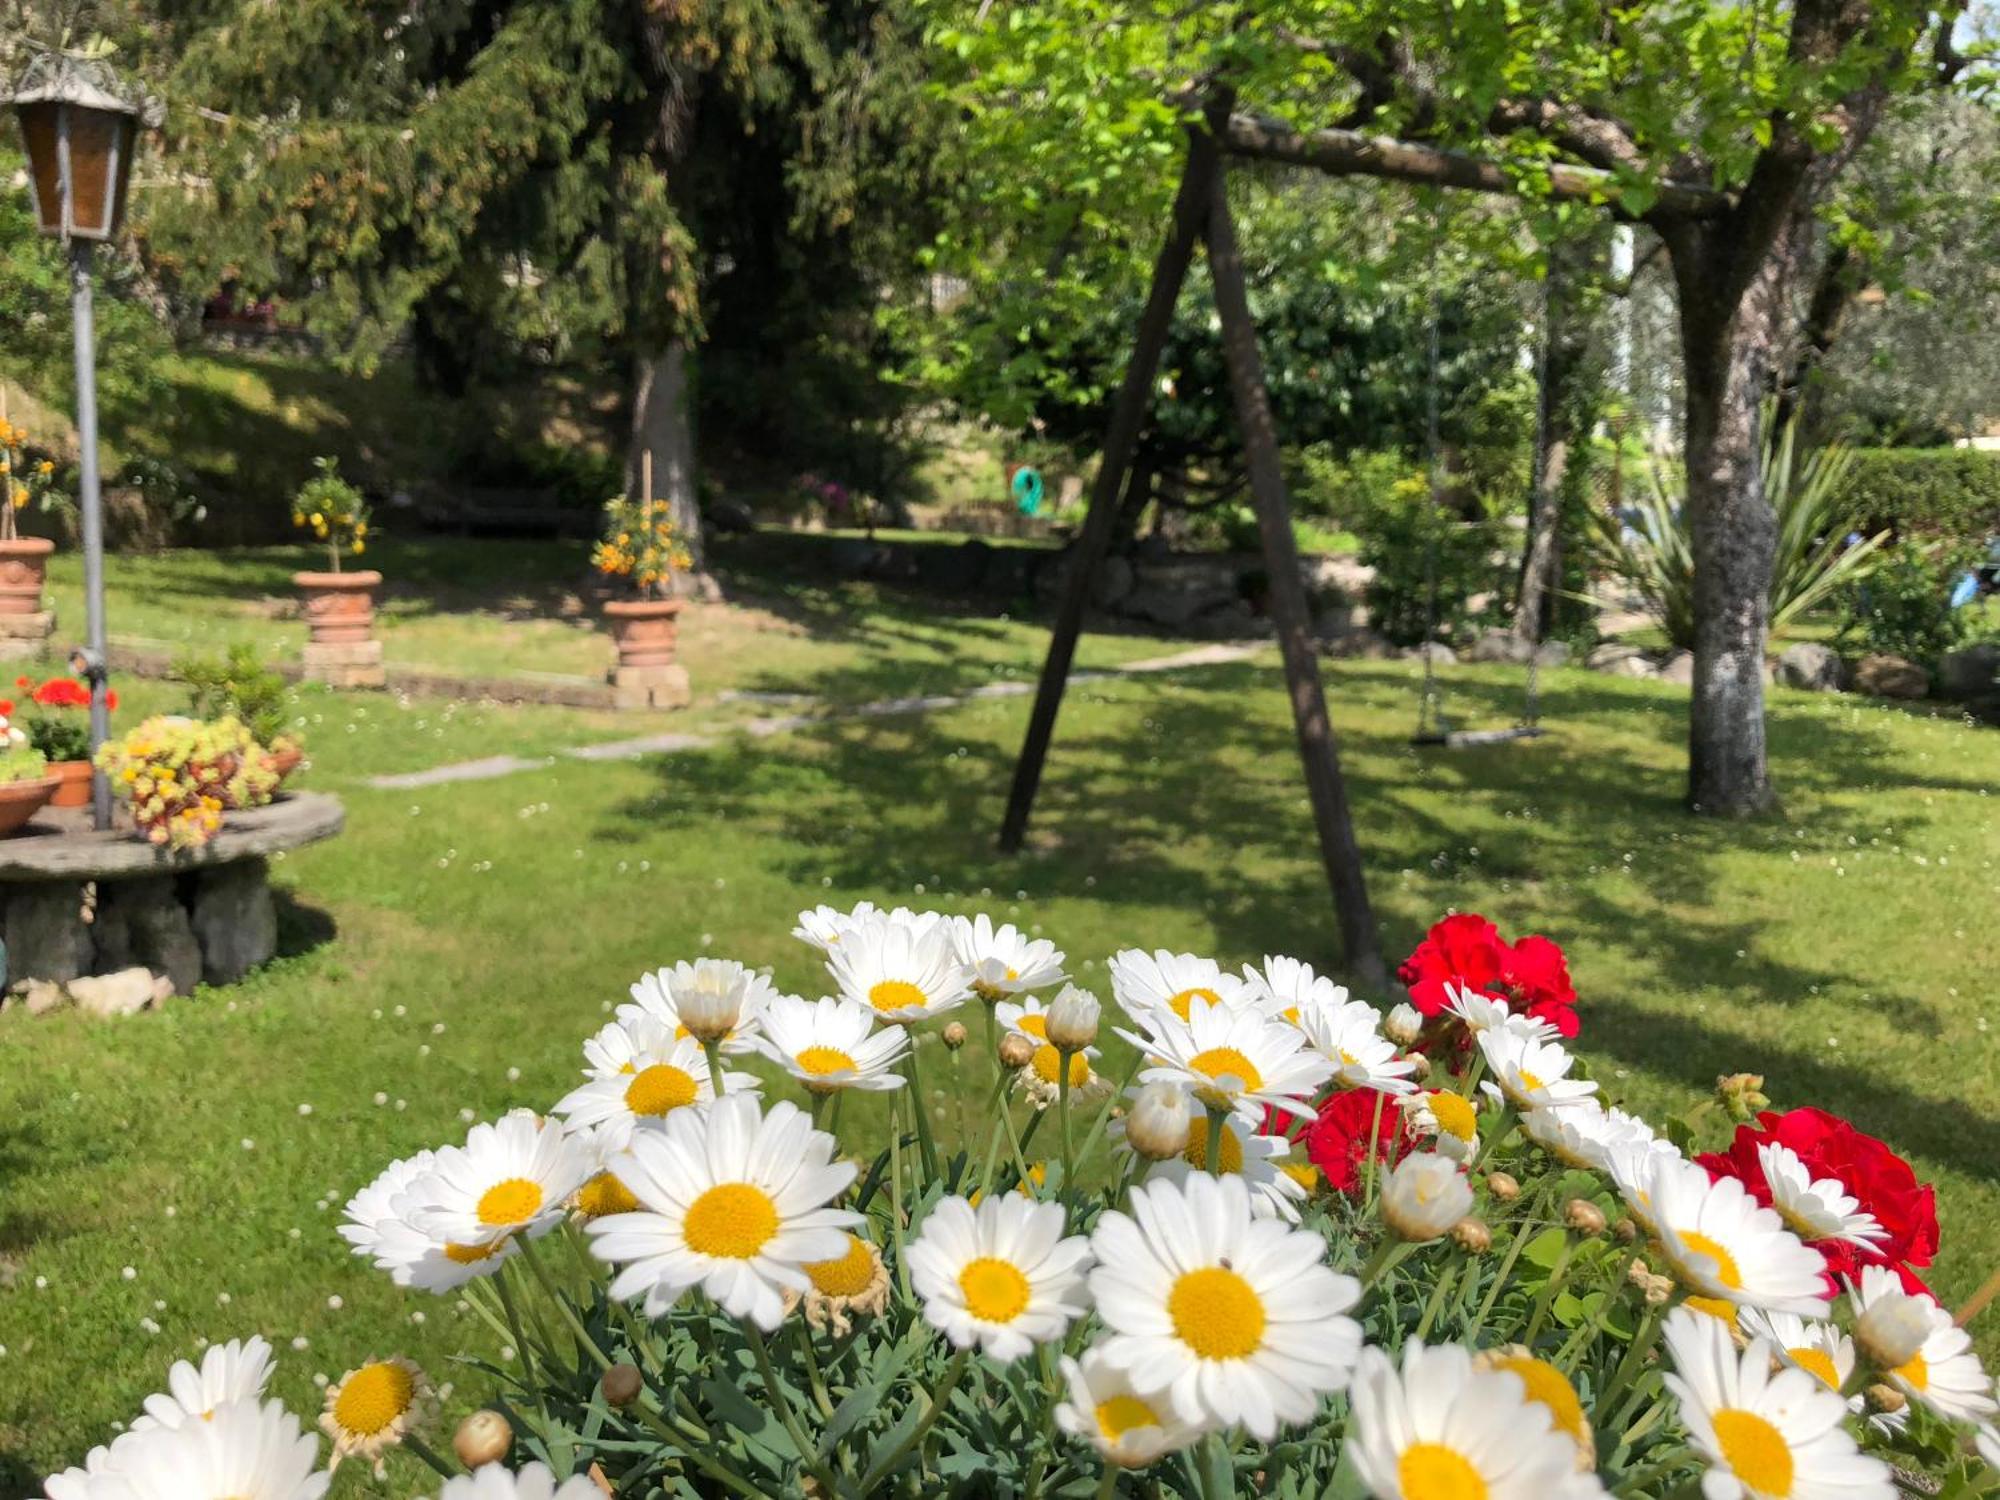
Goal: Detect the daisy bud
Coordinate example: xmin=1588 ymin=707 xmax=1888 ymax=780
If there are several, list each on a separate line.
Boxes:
xmin=1406 ymin=1053 xmax=1431 ymax=1082
xmin=997 ymin=1033 xmax=1036 ymax=1071
xmin=1381 ymin=1152 xmax=1474 ymax=1243
xmin=1715 ymin=1071 xmax=1769 ymax=1121
xmin=1450 ymin=1217 xmax=1492 ymax=1254
xmin=1123 ymin=1082 xmax=1193 ymax=1162
xmin=1864 ymin=1383 xmax=1907 ymax=1416
xmin=453 ymin=1409 xmax=513 ymax=1469
xmin=1563 ymin=1199 xmax=1608 ymax=1236
xmin=673 ymin=967 xmax=745 ymax=1044
xmin=1384 ymin=1003 xmax=1423 ymax=1047
xmin=1856 ymin=1288 xmax=1933 ymax=1371
xmin=600 ymin=1363 xmax=643 ymax=1407
xmin=1045 ymin=985 xmax=1100 ymax=1053
xmin=1613 ymin=1217 xmax=1638 ymax=1243
xmin=1485 ymin=1171 xmax=1520 ymax=1202
xmin=1626 ymin=1258 xmax=1655 ymax=1290
xmin=941 ymin=1022 xmax=968 ymax=1051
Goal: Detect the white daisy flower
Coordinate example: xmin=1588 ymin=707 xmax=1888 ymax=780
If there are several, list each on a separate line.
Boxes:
xmin=1055 ymin=1346 xmax=1208 ymax=1468
xmin=826 ymin=916 xmax=972 ymax=1023
xmin=408 ymin=1110 xmax=592 ymax=1252
xmin=792 ymin=900 xmax=880 ymax=951
xmin=1604 ymin=1128 xmax=1685 ymax=1234
xmin=1380 ymin=1152 xmax=1475 ymax=1243
xmin=1347 ymin=1339 xmax=1598 ymax=1500
xmin=1645 ymin=1156 xmax=1830 ymax=1317
xmin=1739 ymin=1310 xmax=1857 ymax=1400
xmin=321 ymin=1356 xmax=436 ymax=1469
xmin=1848 ymin=1266 xmax=1998 ymax=1426
xmin=950 ymin=914 xmax=1066 ymax=1001
xmin=131 ymin=1335 xmax=276 ymax=1431
xmin=1476 ymin=1026 xmax=1598 ymax=1113
xmin=1662 ymin=1307 xmax=1894 ymax=1500
xmin=1446 ymin=982 xmax=1560 ymax=1042
xmin=1472 ymin=1347 xmax=1597 ymax=1468
xmin=620 ymin=960 xmax=777 ymax=1054
xmin=752 ymin=995 xmax=911 ymax=1092
xmin=339 ymin=1150 xmax=437 ymax=1267
xmin=364 ymin=1209 xmax=522 ymax=1293
xmin=1239 ymin=953 xmax=1348 ymax=1026
xmin=1294 ymin=994 xmax=1417 ymax=1095
xmin=1121 ymin=998 xmax=1334 ymax=1127
xmin=906 ymin=1194 xmax=1093 ymax=1361
xmin=1088 ymin=1172 xmax=1363 ymax=1440
xmin=994 ymin=995 xmax=1056 ymax=1042
xmin=1107 ymin=949 xmax=1253 ymax=1026
xmin=1521 ymin=1099 xmax=1664 ymax=1175
xmin=1755 ymin=1142 xmax=1889 ymax=1249
xmin=556 ymin=1026 xmax=748 ymax=1147
xmin=1130 ymin=1111 xmax=1309 ymax=1222
xmin=58 ymin=1397 xmax=330 ymax=1500
xmin=1407 ymin=1091 xmax=1480 ymax=1164
xmin=1977 ymin=1418 xmax=1999 ymax=1471
xmin=587 ymin=1094 xmax=860 ymax=1329
xmin=434 ymin=1462 xmax=605 ymax=1500
xmin=571 ymin=1119 xmax=644 ymax=1220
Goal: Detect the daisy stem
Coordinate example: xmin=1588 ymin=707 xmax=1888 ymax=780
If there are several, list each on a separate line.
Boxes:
xmin=1553 ymin=1282 xmax=1620 ymax=1372
xmin=809 ymin=1089 xmax=832 ymax=1132
xmin=794 ymin=1321 xmax=835 ymax=1420
xmin=1002 ymin=1087 xmax=1036 ymax=1188
xmin=904 ymin=1036 xmax=941 ymax=1180
xmin=1058 ymin=1052 xmax=1076 ymax=1193
xmin=491 ymin=1263 xmax=552 ymax=1425
xmin=974 ymin=1066 xmax=1014 ymax=1200
xmin=748 ymin=1324 xmax=839 ymax=1496
xmin=1204 ymin=1105 xmax=1226 ymax=1178
xmin=860 ymin=1346 xmax=970 ymax=1491
xmin=629 ymin=1400 xmax=767 ymax=1500
xmin=401 ymin=1434 xmax=456 ymax=1479
xmin=1599 ymin=1300 xmax=1666 ymax=1413
xmin=702 ymin=1038 xmax=729 ymax=1097
xmin=888 ymin=1091 xmax=911 ymax=1298
xmin=1458 ymin=1053 xmax=1487 ymax=1099
xmin=1465 ymin=1206 xmax=1536 ymax=1343
xmin=1095 ymin=1462 xmax=1121 ymax=1500
xmin=1070 ymin=1053 xmax=1145 ymax=1166
xmin=520 ymin=1232 xmax=614 ymax=1372
xmin=1357 ymin=1237 xmax=1415 ymax=1290
xmin=1518 ymin=1235 xmax=1574 ymax=1347
xmin=1469 ymin=1104 xmax=1516 ymax=1174
xmin=1362 ymin=1090 xmax=1388 ymax=1209
xmin=1414 ymin=1260 xmax=1459 ymax=1340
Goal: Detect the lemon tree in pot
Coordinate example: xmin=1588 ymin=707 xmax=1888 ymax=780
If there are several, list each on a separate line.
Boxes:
xmin=290 ymin=457 xmax=384 ymax=688
xmin=593 ymin=452 xmax=693 ymax=710
xmin=0 ymin=401 xmax=72 ymax=648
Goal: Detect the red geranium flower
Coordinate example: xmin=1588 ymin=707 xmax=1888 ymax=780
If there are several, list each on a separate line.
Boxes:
xmin=1398 ymin=914 xmax=1508 ymax=1016
xmin=31 ymin=676 xmax=90 ymax=709
xmin=1303 ymin=1088 xmax=1408 ymax=1195
xmin=0 ymin=699 xmax=11 ymax=717
xmin=1499 ymin=934 xmax=1580 ymax=1038
xmin=106 ymin=689 xmax=118 ymax=711
xmin=12 ymin=676 xmax=25 ymax=690
xmin=1697 ymin=1106 xmax=1938 ymax=1291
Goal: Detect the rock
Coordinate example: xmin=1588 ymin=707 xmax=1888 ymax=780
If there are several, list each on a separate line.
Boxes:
xmin=3 ymin=882 xmax=93 ymax=985
xmin=1608 ymin=654 xmax=1659 ymax=679
xmin=1320 ymin=628 xmax=1395 ymax=660
xmin=1467 ymin=630 xmax=1534 ymax=665
xmin=1404 ymin=642 xmax=1458 ymax=666
xmin=705 ymin=497 xmax=757 ymax=534
xmin=1533 ymin=640 xmax=1572 ymax=668
xmin=1854 ymin=653 xmax=1929 ymax=700
xmin=16 ymin=978 xmax=66 ymax=1015
xmin=1122 ymin=572 xmax=1240 ymax=630
xmin=1937 ymin=643 xmax=2000 ymax=698
xmin=916 ymin=539 xmax=990 ymax=594
xmin=1192 ymin=600 xmax=1266 ymax=640
xmin=1775 ymin=642 xmax=1847 ymax=692
xmin=1090 ymin=554 xmax=1135 ymax=610
xmin=1586 ymin=643 xmax=1643 ymax=672
xmin=1658 ymin=651 xmax=1696 ymax=686
xmin=92 ymin=877 xmax=202 ymax=996
xmin=825 ymin=538 xmax=879 ymax=579
xmin=68 ymin=966 xmax=163 ymax=1018
xmin=189 ymin=858 xmax=279 ymax=986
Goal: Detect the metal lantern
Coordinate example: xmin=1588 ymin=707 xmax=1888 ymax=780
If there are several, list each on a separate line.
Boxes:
xmin=12 ymin=53 xmax=146 ymax=240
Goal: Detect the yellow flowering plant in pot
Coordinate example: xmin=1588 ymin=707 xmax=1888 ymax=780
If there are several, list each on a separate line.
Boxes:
xmin=94 ymin=714 xmax=281 ymax=850
xmin=0 ymin=410 xmax=71 ymax=618
xmin=290 ymin=456 xmax=383 ymax=660
xmin=41 ymin=906 xmax=1999 ymax=1500
xmin=595 ymin=452 xmax=695 ymax=686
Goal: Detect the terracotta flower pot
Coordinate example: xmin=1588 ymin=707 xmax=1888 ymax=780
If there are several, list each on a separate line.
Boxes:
xmin=0 ymin=536 xmax=54 ymax=616
xmin=47 ymin=758 xmax=93 ymax=808
xmin=268 ymin=745 xmax=304 ymax=782
xmin=603 ymin=598 xmax=684 ymax=668
xmin=294 ymin=569 xmax=382 ymax=644
xmin=0 ymin=774 xmax=60 ymax=836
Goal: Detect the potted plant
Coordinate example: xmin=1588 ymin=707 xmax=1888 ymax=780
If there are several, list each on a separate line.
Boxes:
xmin=173 ymin=645 xmax=304 ymax=779
xmin=593 ymin=454 xmax=694 ymax=707
xmin=0 ymin=706 xmax=55 ymax=835
xmin=13 ymin=672 xmax=117 ymax=807
xmin=95 ymin=715 xmax=281 ymax=851
xmin=290 ymin=457 xmax=384 ymax=687
xmin=0 ymin=406 xmax=70 ymax=619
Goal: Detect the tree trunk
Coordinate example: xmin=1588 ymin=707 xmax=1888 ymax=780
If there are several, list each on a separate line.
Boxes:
xmin=627 ymin=341 xmax=706 ymax=581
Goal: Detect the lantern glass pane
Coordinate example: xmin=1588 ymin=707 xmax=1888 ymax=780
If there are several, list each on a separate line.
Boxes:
xmin=17 ymin=104 xmax=63 ymax=234
xmin=65 ymin=107 xmax=122 ymax=237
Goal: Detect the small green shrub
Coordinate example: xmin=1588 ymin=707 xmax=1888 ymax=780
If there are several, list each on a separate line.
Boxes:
xmin=173 ymin=645 xmax=295 ymax=747
xmin=1333 ymin=455 xmax=1502 ymax=646
xmin=1834 ymin=542 xmax=1981 ymax=668
xmin=1833 ymin=448 xmax=2000 ymax=540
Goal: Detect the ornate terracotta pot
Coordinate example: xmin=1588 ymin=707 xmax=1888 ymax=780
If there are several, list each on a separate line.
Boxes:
xmin=0 ymin=774 xmax=59 ymax=836
xmin=46 ymin=758 xmax=93 ymax=808
xmin=0 ymin=537 xmax=54 ymax=615
xmin=603 ymin=598 xmax=683 ymax=668
xmin=293 ymin=569 xmax=382 ymax=644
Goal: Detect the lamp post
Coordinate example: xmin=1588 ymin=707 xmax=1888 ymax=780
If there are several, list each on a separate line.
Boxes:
xmin=10 ymin=52 xmax=153 ymax=830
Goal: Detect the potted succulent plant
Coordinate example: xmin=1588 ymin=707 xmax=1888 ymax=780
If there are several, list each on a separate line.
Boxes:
xmin=593 ymin=452 xmax=693 ymax=706
xmin=13 ymin=672 xmax=117 ymax=807
xmin=0 ymin=706 xmax=56 ymax=835
xmin=94 ymin=715 xmax=281 ymax=851
xmin=290 ymin=457 xmax=383 ymax=686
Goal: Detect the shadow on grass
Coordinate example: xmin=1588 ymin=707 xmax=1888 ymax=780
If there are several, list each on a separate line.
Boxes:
xmin=273 ymin=888 xmax=338 ymax=962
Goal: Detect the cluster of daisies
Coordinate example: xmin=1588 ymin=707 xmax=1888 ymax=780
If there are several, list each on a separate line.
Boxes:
xmin=42 ymin=905 xmax=2000 ymax=1499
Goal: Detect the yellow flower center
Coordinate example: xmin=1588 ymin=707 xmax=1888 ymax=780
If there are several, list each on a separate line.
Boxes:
xmin=683 ymin=1183 xmax=779 ymax=1259
xmin=1678 ymin=1230 xmax=1744 ymax=1290
xmin=795 ymin=1045 xmax=859 ymax=1077
xmin=1787 ymin=1346 xmax=1840 ymax=1390
xmin=1017 ymin=1015 xmax=1049 ymax=1040
xmin=1278 ymin=1161 xmax=1321 ymax=1193
xmin=1713 ymin=1408 xmax=1794 ymax=1498
xmin=1398 ymin=1442 xmax=1488 ymax=1500
xmin=1685 ymin=1295 xmax=1741 ymax=1331
xmin=1489 ymin=1356 xmax=1587 ymax=1444
xmin=1167 ymin=1266 xmax=1265 ymax=1360
xmin=958 ymin=1256 xmax=1031 ymax=1323
xmin=444 ymin=1239 xmax=506 ymax=1264
xmin=1186 ymin=1046 xmax=1262 ymax=1094
xmin=1895 ymin=1351 xmax=1929 ymax=1392
xmin=476 ymin=1177 xmax=544 ymax=1227
xmin=625 ymin=1063 xmax=700 ymax=1117
xmin=1031 ymin=1044 xmax=1092 ymax=1087
xmin=806 ymin=1234 xmax=879 ymax=1298
xmin=576 ymin=1172 xmax=639 ymax=1218
xmin=1095 ymin=1394 xmax=1159 ymax=1443
xmin=1180 ymin=1124 xmax=1244 ymax=1174
xmin=1517 ymin=1068 xmax=1546 ymax=1093
xmin=869 ymin=979 xmax=928 ymax=1014
xmin=332 ymin=1362 xmax=416 ymax=1437
xmin=1167 ymin=987 xmax=1220 ymax=1021
xmin=1427 ymin=1092 xmax=1478 ymax=1142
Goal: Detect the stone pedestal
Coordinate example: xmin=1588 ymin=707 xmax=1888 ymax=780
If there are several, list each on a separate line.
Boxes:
xmin=303 ymin=639 xmax=386 ymax=689
xmin=610 ymin=663 xmax=691 ymax=711
xmin=188 ymin=858 xmax=277 ymax=985
xmin=0 ymin=609 xmax=55 ymax=661
xmin=94 ymin=876 xmax=203 ymax=995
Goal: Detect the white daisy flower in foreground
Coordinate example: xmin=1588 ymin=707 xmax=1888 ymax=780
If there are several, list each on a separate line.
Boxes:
xmin=1755 ymin=1142 xmax=1889 ymax=1249
xmin=65 ymin=1397 xmax=330 ymax=1500
xmin=1122 ymin=998 xmax=1334 ymax=1127
xmin=556 ymin=1025 xmax=748 ymax=1147
xmin=1739 ymin=1310 xmax=1857 ymax=1400
xmin=1408 ymin=1091 xmax=1480 ymax=1164
xmin=1347 ymin=1339 xmax=1599 ymax=1500
xmin=1978 ymin=1419 xmax=1999 ymax=1471
xmin=995 ymin=995 xmax=1055 ymax=1042
xmin=1293 ymin=994 xmax=1417 ymax=1095
xmin=363 ymin=1205 xmax=522 ymax=1293
xmin=1522 ymin=1099 xmax=1663 ymax=1175
xmin=131 ymin=1335 xmax=276 ymax=1430
xmin=752 ymin=995 xmax=910 ymax=1092
xmin=1446 ymin=982 xmax=1559 ymax=1042
xmin=906 ymin=1194 xmax=1093 ymax=1361
xmin=826 ymin=916 xmax=972 ymax=1023
xmin=1646 ymin=1156 xmax=1830 ymax=1317
xmin=1848 ymin=1266 xmax=1998 ymax=1425
xmin=1662 ymin=1307 xmax=1893 ymax=1500
xmin=1108 ymin=949 xmax=1252 ymax=1025
xmin=949 ymin=914 xmax=1066 ymax=1000
xmin=1380 ymin=1152 xmax=1475 ymax=1243
xmin=791 ymin=900 xmax=879 ymax=951
xmin=1604 ymin=1128 xmax=1685 ymax=1233
xmin=409 ymin=1110 xmax=592 ymax=1251
xmin=1472 ymin=1346 xmax=1597 ymax=1468
xmin=1055 ymin=1345 xmax=1207 ymax=1468
xmin=339 ymin=1150 xmax=437 ymax=1267
xmin=620 ymin=960 xmax=777 ymax=1054
xmin=434 ymin=1461 xmax=605 ymax=1500
xmin=320 ymin=1357 xmax=435 ymax=1469
xmin=1133 ymin=1111 xmax=1308 ymax=1221
xmin=588 ymin=1094 xmax=859 ymax=1329
xmin=1477 ymin=1026 xmax=1598 ymax=1113
xmin=1240 ymin=953 xmax=1348 ymax=1025
xmin=1088 ymin=1172 xmax=1362 ymax=1440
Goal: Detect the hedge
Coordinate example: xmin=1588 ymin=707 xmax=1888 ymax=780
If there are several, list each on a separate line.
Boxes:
xmin=1833 ymin=447 xmax=2000 ymax=540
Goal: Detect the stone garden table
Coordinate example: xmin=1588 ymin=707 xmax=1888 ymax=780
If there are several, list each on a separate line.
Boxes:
xmin=0 ymin=792 xmax=345 ymax=995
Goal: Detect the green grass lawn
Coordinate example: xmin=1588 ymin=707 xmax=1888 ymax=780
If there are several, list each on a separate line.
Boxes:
xmin=0 ymin=566 xmax=1997 ymax=1489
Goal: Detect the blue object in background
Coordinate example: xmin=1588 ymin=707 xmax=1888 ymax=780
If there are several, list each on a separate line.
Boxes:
xmin=1949 ymin=570 xmax=1980 ymax=609
xmin=1011 ymin=465 xmax=1045 ymax=517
